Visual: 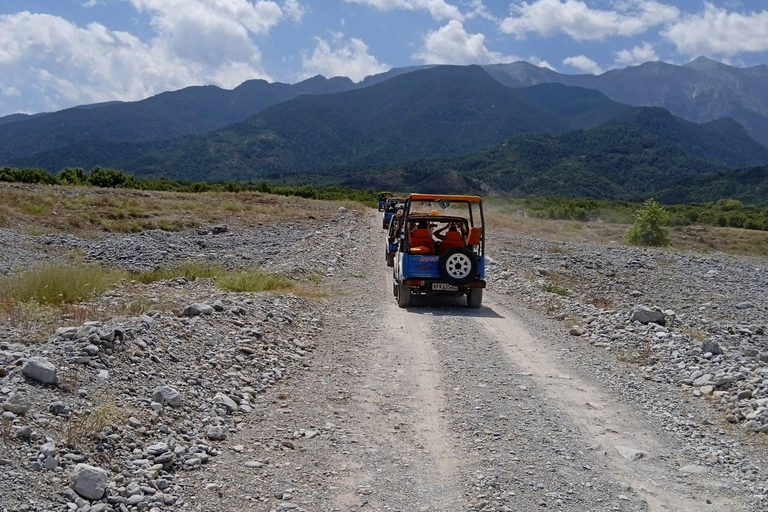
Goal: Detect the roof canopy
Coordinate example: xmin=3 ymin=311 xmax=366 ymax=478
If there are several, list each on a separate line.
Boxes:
xmin=407 ymin=193 xmax=482 ymax=203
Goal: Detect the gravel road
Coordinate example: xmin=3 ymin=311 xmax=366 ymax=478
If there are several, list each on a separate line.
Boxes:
xmin=2 ymin=204 xmax=767 ymax=512
xmin=191 ymin=212 xmax=766 ymax=512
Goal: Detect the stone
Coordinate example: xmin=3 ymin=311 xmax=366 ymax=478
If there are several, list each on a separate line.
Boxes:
xmin=616 ymin=446 xmax=647 ymax=461
xmin=205 ymin=426 xmax=226 ymax=440
xmin=629 ymin=306 xmax=665 ymax=325
xmin=182 ymin=303 xmax=214 ymax=317
xmin=44 ymin=456 xmax=59 ymax=471
xmin=214 ymin=393 xmax=238 ymax=413
xmin=693 ymin=374 xmax=714 ymax=387
xmin=49 ymin=401 xmax=71 ymax=416
xmin=3 ymin=394 xmax=31 ymax=415
xmin=40 ymin=442 xmax=57 ymax=458
xmin=152 ymin=386 xmax=181 ymax=407
xmin=211 ymin=225 xmax=228 ymax=234
xmin=569 ymin=326 xmax=584 ymax=336
xmin=701 ymin=340 xmax=723 ymax=355
xmin=679 ymin=464 xmax=708 ymax=474
xmin=147 ymin=442 xmax=169 ymax=456
xmin=71 ymin=464 xmax=109 ymax=500
xmin=735 ymin=302 xmax=754 ymax=309
xmin=22 ymin=357 xmax=57 ymax=385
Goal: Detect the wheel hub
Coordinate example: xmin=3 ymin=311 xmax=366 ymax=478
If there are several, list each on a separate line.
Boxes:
xmin=445 ymin=253 xmax=472 ymax=279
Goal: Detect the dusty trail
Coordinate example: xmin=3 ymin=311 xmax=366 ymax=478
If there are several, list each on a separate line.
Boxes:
xmin=208 ymin=212 xmax=755 ymax=511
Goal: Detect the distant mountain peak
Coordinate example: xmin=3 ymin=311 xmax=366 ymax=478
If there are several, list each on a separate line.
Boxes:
xmin=684 ymin=56 xmax=728 ymax=70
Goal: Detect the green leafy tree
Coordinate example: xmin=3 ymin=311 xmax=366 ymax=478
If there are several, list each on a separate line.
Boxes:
xmin=58 ymin=168 xmax=86 ymax=185
xmin=625 ymin=198 xmax=670 ymax=246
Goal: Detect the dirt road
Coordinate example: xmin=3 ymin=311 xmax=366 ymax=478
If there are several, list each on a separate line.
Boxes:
xmin=201 ymin=212 xmax=760 ymax=512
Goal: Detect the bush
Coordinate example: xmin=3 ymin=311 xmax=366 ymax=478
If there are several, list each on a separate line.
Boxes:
xmin=625 ymin=198 xmax=670 ymax=246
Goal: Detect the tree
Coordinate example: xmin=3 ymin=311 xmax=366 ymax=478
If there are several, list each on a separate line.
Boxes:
xmin=625 ymin=198 xmax=670 ymax=246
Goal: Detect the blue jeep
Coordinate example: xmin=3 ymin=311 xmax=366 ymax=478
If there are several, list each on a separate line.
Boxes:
xmin=393 ymin=194 xmax=486 ymax=308
xmin=377 ymin=192 xmax=393 ymax=212
xmin=382 ymin=198 xmax=405 ymax=229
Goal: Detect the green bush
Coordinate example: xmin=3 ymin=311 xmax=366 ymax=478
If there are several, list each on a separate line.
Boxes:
xmin=625 ymin=198 xmax=670 ymax=246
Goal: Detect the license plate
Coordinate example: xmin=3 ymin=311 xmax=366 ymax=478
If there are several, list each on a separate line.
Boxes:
xmin=432 ymin=283 xmax=458 ymax=291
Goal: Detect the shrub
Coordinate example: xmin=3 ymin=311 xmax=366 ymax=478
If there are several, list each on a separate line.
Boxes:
xmin=58 ymin=168 xmax=86 ymax=185
xmin=625 ymin=198 xmax=670 ymax=246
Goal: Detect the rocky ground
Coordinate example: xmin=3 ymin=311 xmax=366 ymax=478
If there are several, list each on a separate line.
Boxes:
xmin=1 ymin=191 xmax=767 ymax=512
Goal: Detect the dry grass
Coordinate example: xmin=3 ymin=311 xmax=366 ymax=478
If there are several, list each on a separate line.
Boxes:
xmin=0 ymin=183 xmax=343 ymax=235
xmin=486 ymin=208 xmax=768 ymax=259
xmin=62 ymin=400 xmax=125 ymax=448
xmin=0 ymin=263 xmax=126 ymax=305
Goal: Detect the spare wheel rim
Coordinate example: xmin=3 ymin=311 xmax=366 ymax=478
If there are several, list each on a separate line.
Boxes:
xmin=446 ymin=253 xmax=472 ymax=279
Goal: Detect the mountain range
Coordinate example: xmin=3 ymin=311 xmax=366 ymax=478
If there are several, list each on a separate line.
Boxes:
xmin=2 ymin=57 xmax=768 ymax=203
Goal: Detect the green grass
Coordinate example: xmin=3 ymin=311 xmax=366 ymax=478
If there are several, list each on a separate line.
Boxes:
xmin=0 ymin=263 xmax=126 ymax=305
xmin=134 ymin=262 xmax=291 ymax=293
xmin=541 ymin=281 xmax=571 ymax=296
xmin=216 ymin=269 xmax=290 ymax=292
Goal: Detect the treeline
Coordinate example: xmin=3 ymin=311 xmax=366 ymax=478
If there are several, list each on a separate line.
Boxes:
xmin=502 ymin=196 xmax=768 ymax=231
xmin=0 ymin=166 xmax=378 ymax=205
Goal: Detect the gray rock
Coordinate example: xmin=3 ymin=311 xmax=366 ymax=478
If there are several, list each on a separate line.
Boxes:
xmin=214 ymin=392 xmax=238 ymax=413
xmin=616 ymin=446 xmax=647 ymax=461
xmin=40 ymin=442 xmax=57 ymax=458
xmin=22 ymin=356 xmax=57 ymax=385
xmin=71 ymin=463 xmax=108 ymax=500
xmin=43 ymin=456 xmax=58 ymax=470
xmin=211 ymin=225 xmax=228 ymax=234
xmin=182 ymin=303 xmax=214 ymax=317
xmin=679 ymin=464 xmax=708 ymax=474
xmin=736 ymin=302 xmax=754 ymax=309
xmin=205 ymin=426 xmax=226 ymax=440
xmin=693 ymin=374 xmax=714 ymax=387
xmin=629 ymin=306 xmax=665 ymax=325
xmin=49 ymin=401 xmax=71 ymax=416
xmin=701 ymin=339 xmax=723 ymax=355
xmin=146 ymin=442 xmax=169 ymax=456
xmin=152 ymin=386 xmax=181 ymax=407
xmin=3 ymin=394 xmax=31 ymax=415
xmin=569 ymin=326 xmax=584 ymax=336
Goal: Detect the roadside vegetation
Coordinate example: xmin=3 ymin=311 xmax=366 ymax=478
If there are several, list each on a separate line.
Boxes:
xmin=0 ymin=166 xmax=378 ymax=205
xmin=625 ymin=199 xmax=670 ymax=247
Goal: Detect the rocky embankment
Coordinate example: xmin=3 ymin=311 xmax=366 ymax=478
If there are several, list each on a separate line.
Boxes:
xmin=488 ymin=232 xmax=768 ymax=490
xmin=0 ymin=207 xmax=364 ymax=512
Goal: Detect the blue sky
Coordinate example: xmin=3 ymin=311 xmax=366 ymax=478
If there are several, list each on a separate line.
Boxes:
xmin=0 ymin=1 xmax=767 ymax=116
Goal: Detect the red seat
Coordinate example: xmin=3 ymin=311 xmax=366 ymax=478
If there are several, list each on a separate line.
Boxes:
xmin=438 ymin=230 xmax=465 ymax=254
xmin=409 ymin=228 xmax=434 ymax=254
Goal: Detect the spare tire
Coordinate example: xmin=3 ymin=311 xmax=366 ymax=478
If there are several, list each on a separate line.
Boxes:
xmin=438 ymin=247 xmax=478 ymax=286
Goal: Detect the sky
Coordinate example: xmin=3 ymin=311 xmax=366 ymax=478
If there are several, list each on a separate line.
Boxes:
xmin=0 ymin=0 xmax=767 ymax=116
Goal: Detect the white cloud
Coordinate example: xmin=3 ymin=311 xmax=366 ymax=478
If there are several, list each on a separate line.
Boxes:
xmin=614 ymin=41 xmax=658 ymax=66
xmin=467 ymin=0 xmax=496 ymax=21
xmin=282 ymin=0 xmax=307 ymax=22
xmin=0 ymin=2 xmax=293 ymax=114
xmin=414 ymin=20 xmax=515 ymax=65
xmin=529 ymin=56 xmax=556 ymax=71
xmin=563 ymin=54 xmax=604 ymax=74
xmin=345 ymin=0 xmax=465 ymax=21
xmin=663 ymin=3 xmax=768 ymax=56
xmin=301 ymin=33 xmax=390 ymax=82
xmin=500 ymin=0 xmax=679 ymax=40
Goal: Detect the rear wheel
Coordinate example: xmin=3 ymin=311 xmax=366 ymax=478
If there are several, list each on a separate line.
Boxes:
xmin=467 ymin=288 xmax=483 ymax=308
xmin=396 ymin=282 xmax=411 ymax=308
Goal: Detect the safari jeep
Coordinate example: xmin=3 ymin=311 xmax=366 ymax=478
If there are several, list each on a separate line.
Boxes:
xmin=377 ymin=192 xmax=393 ymax=212
xmin=382 ymin=197 xmax=405 ymax=229
xmin=393 ymin=194 xmax=486 ymax=308
xmin=385 ymin=211 xmax=403 ymax=267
